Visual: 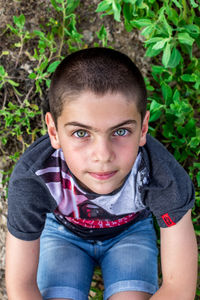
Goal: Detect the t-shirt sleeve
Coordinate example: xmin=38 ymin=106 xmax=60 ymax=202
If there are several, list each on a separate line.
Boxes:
xmin=143 ymin=152 xmax=195 ymax=228
xmin=7 ymin=176 xmax=57 ymax=241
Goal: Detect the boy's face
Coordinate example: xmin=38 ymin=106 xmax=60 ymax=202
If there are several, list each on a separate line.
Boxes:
xmin=46 ymin=91 xmax=149 ymax=194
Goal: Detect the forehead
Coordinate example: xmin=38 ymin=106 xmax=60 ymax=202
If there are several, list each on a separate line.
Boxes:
xmin=59 ymin=91 xmax=141 ymax=130
xmin=62 ymin=90 xmax=139 ymax=113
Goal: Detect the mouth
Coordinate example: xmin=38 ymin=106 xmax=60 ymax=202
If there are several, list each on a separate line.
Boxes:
xmin=88 ymin=171 xmax=118 ymax=180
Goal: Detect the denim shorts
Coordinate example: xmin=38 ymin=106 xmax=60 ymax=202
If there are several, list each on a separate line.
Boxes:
xmin=37 ymin=213 xmax=159 ymax=300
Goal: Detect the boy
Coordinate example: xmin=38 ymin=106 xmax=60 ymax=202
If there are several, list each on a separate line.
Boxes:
xmin=6 ymin=48 xmax=197 ymax=300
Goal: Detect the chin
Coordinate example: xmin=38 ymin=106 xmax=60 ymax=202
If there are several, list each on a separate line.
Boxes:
xmin=91 ymin=185 xmax=117 ymax=195
xmin=78 ymin=177 xmax=121 ymax=194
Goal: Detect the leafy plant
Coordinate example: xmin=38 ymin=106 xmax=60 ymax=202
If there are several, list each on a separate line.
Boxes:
xmin=96 ymin=0 xmax=122 ymax=22
xmin=0 ymin=65 xmax=20 ymax=95
xmin=0 ymin=0 xmax=88 ymax=176
xmin=96 ymin=0 xmax=200 ymax=174
xmin=0 ymin=100 xmax=44 ymax=153
xmin=7 ymin=14 xmax=31 ymax=67
xmin=95 ymin=25 xmax=109 ymax=47
xmin=49 ymin=0 xmax=83 ymax=54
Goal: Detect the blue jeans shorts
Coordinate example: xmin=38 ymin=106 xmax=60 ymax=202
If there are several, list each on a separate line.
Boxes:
xmin=37 ymin=213 xmax=159 ymax=300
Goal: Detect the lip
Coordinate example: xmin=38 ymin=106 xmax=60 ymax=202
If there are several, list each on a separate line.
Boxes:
xmin=89 ymin=171 xmax=118 ymax=180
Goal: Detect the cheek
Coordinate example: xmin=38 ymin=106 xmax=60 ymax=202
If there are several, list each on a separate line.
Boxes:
xmin=115 ymin=137 xmax=139 ymax=153
xmin=115 ymin=146 xmax=136 ymax=165
xmin=64 ymin=154 xmax=83 ymax=176
xmin=123 ymin=150 xmax=138 ymax=166
xmin=116 ymin=141 xmax=139 ymax=165
xmin=62 ymin=143 xmax=87 ymax=168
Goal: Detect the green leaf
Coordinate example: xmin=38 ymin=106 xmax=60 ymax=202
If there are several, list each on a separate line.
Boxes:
xmin=189 ymin=137 xmax=200 ymax=148
xmin=162 ymin=43 xmax=171 ymax=67
xmin=167 ymin=47 xmax=181 ymax=68
xmin=123 ymin=3 xmax=134 ymax=31
xmin=161 ymin=14 xmax=173 ymax=36
xmin=181 ymin=74 xmax=196 ymax=82
xmin=172 ymin=89 xmax=180 ymax=102
xmin=163 ymin=123 xmax=176 ymax=139
xmin=29 ymin=73 xmax=37 ymax=79
xmin=183 ymin=24 xmax=200 ymax=35
xmin=34 ymin=30 xmax=45 ymax=38
xmin=166 ymin=7 xmax=179 ymax=26
xmin=13 ymin=86 xmax=23 ymax=96
xmin=196 ymin=171 xmax=200 ymax=187
xmin=13 ymin=14 xmax=25 ymax=28
xmin=7 ymin=24 xmax=18 ymax=35
xmin=149 ymin=111 xmax=163 ymax=123
xmin=123 ymin=3 xmax=132 ymax=22
xmin=47 ymin=61 xmax=61 ymax=73
xmin=194 ymin=78 xmax=200 ymax=90
xmin=8 ymin=102 xmax=17 ymax=110
xmin=112 ymin=1 xmax=121 ymax=22
xmin=145 ymin=37 xmax=164 ymax=45
xmin=124 ymin=19 xmax=133 ymax=32
xmin=152 ymin=65 xmax=165 ymax=74
xmin=96 ymin=25 xmax=108 ymax=46
xmin=7 ymin=80 xmax=19 ymax=87
xmin=14 ymin=42 xmax=22 ymax=48
xmin=152 ymin=39 xmax=168 ymax=50
xmin=50 ymin=0 xmax=62 ymax=11
xmin=149 ymin=100 xmax=164 ymax=122
xmin=65 ymin=0 xmax=80 ymax=14
xmin=189 ymin=0 xmax=198 ymax=8
xmin=29 ymin=104 xmax=39 ymax=111
xmin=145 ymin=44 xmax=163 ymax=57
xmin=172 ymin=0 xmax=182 ymax=9
xmin=131 ymin=18 xmax=152 ymax=28
xmin=2 ymin=51 xmax=9 ymax=56
xmin=178 ymin=32 xmax=194 ymax=46
xmin=1 ymin=137 xmax=7 ymax=145
xmin=185 ymin=118 xmax=196 ymax=134
xmin=46 ymin=79 xmax=51 ymax=89
xmin=161 ymin=82 xmax=172 ymax=104
xmin=0 ymin=65 xmax=6 ymax=76
xmin=96 ymin=0 xmax=111 ymax=13
xmin=141 ymin=24 xmax=155 ymax=37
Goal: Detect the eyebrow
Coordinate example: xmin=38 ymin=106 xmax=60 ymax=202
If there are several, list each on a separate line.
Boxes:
xmin=64 ymin=120 xmax=137 ymax=132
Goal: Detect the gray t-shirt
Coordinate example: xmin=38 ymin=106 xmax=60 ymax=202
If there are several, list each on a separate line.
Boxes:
xmin=7 ymin=134 xmax=195 ymax=241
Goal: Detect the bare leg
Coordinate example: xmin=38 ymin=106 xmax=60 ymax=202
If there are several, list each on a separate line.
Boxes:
xmin=109 ymin=291 xmax=151 ymax=300
xmin=50 ymin=298 xmax=73 ymax=300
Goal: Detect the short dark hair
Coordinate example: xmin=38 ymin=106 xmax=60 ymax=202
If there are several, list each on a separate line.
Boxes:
xmin=49 ymin=47 xmax=147 ymax=126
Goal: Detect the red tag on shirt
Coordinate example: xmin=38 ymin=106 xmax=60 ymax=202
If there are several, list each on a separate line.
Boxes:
xmin=162 ymin=213 xmax=176 ymax=227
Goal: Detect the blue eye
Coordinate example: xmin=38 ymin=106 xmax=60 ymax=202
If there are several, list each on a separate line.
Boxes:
xmin=114 ymin=129 xmax=128 ymax=136
xmin=74 ymin=130 xmax=88 ymax=138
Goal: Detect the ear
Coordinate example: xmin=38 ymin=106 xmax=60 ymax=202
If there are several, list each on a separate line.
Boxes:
xmin=45 ymin=112 xmax=61 ymax=149
xmin=139 ymin=111 xmax=150 ymax=147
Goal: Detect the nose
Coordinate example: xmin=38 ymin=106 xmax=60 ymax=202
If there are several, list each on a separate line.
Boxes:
xmin=91 ymin=137 xmax=115 ymax=163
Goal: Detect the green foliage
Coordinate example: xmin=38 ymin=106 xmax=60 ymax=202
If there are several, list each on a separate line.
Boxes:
xmin=96 ymin=0 xmax=200 ymax=184
xmin=0 ymin=100 xmax=43 ymax=152
xmin=7 ymin=14 xmax=32 ymax=67
xmin=95 ymin=25 xmax=108 ymax=47
xmin=48 ymin=0 xmax=83 ymax=54
xmin=0 ymin=0 xmax=85 ymax=162
xmin=0 ymin=65 xmax=21 ymax=94
xmin=96 ymin=0 xmax=122 ymax=22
